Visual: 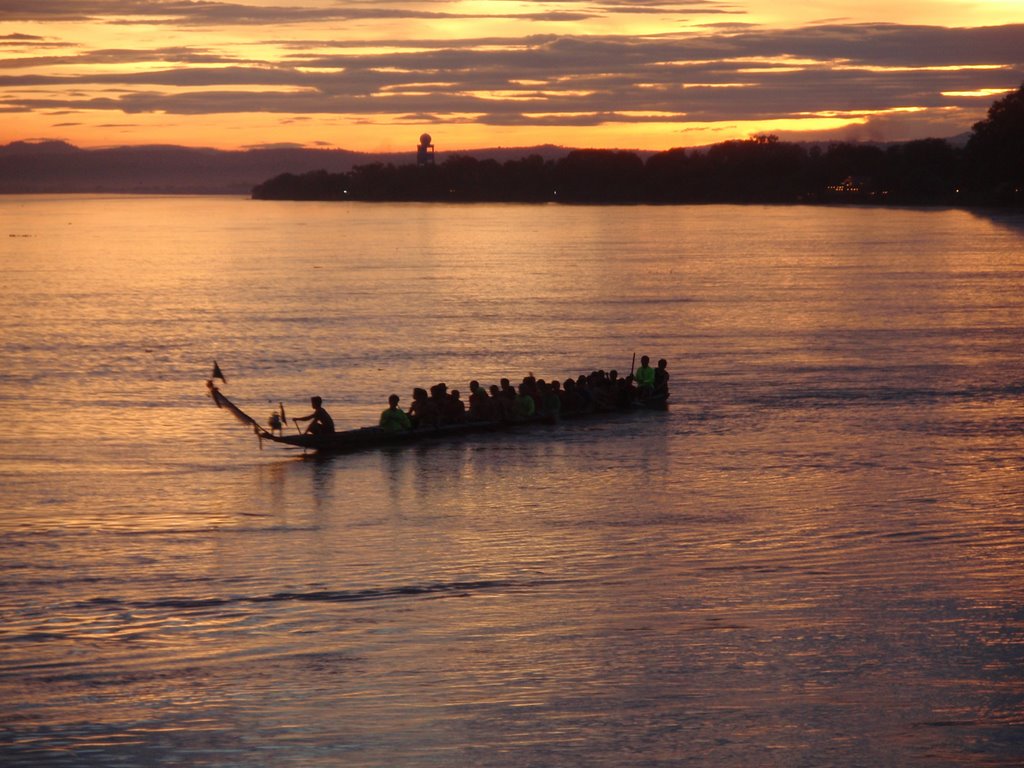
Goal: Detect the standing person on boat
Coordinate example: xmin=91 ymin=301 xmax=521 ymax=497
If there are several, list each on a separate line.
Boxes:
xmin=635 ymin=355 xmax=656 ymax=397
xmin=294 ymin=396 xmax=335 ymax=435
xmin=379 ymin=394 xmax=412 ymax=432
xmin=654 ymin=359 xmax=670 ymax=398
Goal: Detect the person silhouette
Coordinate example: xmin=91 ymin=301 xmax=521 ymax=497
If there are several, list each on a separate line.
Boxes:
xmin=294 ymin=396 xmax=334 ymax=435
xmin=379 ymin=394 xmax=412 ymax=432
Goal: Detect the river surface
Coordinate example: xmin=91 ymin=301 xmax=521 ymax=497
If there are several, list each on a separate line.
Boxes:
xmin=1 ymin=196 xmax=1022 ymax=766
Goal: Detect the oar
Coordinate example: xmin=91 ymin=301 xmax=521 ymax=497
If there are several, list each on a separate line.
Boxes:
xmin=629 ymin=352 xmax=636 ymax=378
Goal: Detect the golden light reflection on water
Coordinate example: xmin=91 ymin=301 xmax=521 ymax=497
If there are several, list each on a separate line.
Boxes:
xmin=0 ymin=198 xmax=1022 ymax=765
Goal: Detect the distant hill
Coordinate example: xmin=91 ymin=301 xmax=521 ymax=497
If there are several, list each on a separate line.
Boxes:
xmin=0 ymin=141 xmax=576 ymax=194
xmin=0 ymin=135 xmax=977 ymax=196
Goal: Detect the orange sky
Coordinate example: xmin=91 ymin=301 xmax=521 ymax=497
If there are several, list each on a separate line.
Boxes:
xmin=1 ymin=0 xmax=1021 ymax=152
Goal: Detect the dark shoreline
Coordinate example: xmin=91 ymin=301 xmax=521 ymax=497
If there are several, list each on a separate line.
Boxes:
xmin=251 ymin=86 xmax=1022 ymax=209
xmin=250 ymin=138 xmax=1020 ymax=208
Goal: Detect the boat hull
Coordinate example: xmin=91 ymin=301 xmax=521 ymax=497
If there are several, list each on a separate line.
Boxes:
xmin=209 ymin=378 xmax=668 ymax=454
xmin=264 ymin=399 xmax=667 ymax=453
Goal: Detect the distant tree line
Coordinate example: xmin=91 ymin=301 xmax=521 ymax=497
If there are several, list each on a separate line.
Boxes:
xmin=252 ymin=84 xmax=1023 ymax=207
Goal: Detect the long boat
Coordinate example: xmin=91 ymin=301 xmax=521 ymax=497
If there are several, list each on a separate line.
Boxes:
xmin=208 ymin=375 xmax=668 ymax=454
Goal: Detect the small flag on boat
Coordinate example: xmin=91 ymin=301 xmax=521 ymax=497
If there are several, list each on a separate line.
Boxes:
xmin=212 ymin=360 xmax=226 ymax=382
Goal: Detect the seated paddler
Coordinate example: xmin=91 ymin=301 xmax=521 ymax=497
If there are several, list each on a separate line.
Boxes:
xmin=294 ymin=396 xmax=335 ymax=435
xmin=514 ymin=384 xmax=537 ymax=420
xmin=380 ymin=394 xmax=412 ymax=432
xmin=408 ymin=387 xmax=440 ymax=429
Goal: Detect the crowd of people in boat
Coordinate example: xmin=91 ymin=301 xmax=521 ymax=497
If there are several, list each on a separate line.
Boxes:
xmin=292 ymin=356 xmax=669 ymax=436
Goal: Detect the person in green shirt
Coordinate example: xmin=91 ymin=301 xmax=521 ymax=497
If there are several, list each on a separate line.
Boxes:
xmin=635 ymin=355 xmax=656 ymax=397
xmin=514 ymin=384 xmax=536 ymax=420
xmin=380 ymin=394 xmax=412 ymax=432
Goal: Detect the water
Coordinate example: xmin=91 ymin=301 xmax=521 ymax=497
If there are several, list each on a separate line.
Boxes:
xmin=1 ymin=196 xmax=1022 ymax=766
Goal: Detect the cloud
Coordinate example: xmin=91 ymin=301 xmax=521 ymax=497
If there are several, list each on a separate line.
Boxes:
xmin=0 ymin=46 xmax=250 ymax=70
xmin=0 ymin=0 xmax=597 ymax=25
xmin=1 ymin=10 xmax=1021 ymax=145
xmin=0 ymin=0 xmax=744 ymax=30
xmin=241 ymin=141 xmax=310 ymax=150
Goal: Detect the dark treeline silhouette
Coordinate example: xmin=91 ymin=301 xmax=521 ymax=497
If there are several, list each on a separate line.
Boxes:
xmin=253 ymin=85 xmax=1023 ymax=207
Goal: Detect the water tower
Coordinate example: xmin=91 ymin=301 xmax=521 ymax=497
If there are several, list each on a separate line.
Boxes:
xmin=416 ymin=133 xmax=435 ymax=165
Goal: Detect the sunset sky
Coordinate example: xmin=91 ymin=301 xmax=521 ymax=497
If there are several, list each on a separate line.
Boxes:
xmin=1 ymin=0 xmax=1022 ymax=153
